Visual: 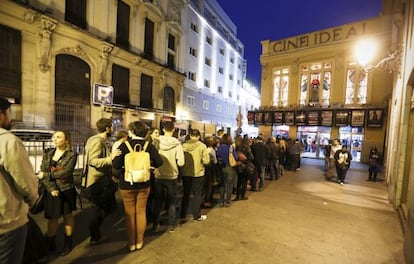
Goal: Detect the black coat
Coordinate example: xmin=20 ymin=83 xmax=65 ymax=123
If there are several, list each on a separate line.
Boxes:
xmin=251 ymin=141 xmax=269 ymax=167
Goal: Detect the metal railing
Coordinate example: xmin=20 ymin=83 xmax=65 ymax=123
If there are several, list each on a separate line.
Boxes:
xmin=21 ymin=140 xmax=86 ymax=175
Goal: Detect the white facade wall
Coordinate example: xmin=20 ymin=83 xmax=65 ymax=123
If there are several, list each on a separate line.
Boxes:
xmin=179 ymin=0 xmax=247 ymax=132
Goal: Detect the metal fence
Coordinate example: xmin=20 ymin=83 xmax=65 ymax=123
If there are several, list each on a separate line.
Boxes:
xmin=22 ymin=140 xmax=86 ymax=175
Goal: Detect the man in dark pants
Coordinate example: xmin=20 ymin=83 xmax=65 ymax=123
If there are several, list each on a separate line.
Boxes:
xmin=84 ymin=118 xmax=119 ymax=245
xmin=152 ymin=121 xmax=185 ymax=233
xmin=250 ymin=136 xmax=269 ymax=191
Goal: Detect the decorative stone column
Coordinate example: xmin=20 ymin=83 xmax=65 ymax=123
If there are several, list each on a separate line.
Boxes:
xmin=39 ymin=16 xmax=56 ymax=73
xmin=98 ymin=43 xmax=114 ymax=84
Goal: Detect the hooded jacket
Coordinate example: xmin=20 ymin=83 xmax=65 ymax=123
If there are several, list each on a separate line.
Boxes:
xmin=154 ymin=135 xmax=185 ymax=180
xmin=0 ymin=129 xmax=38 ymax=234
xmin=181 ymin=139 xmax=210 ymax=177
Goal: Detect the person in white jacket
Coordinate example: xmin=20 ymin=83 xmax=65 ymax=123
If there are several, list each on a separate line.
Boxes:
xmin=152 ymin=121 xmax=185 ymax=233
xmin=0 ymin=97 xmax=38 ymax=264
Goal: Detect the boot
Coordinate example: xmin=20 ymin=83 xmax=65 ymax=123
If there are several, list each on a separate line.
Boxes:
xmin=45 ymin=235 xmax=56 ymax=253
xmin=60 ymin=235 xmax=73 ymax=256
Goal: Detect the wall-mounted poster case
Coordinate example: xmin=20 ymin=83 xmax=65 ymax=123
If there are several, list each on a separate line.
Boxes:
xmin=307 ymin=111 xmax=320 ymax=126
xmin=273 ymin=112 xmax=284 ymax=125
xmin=255 ymin=112 xmax=264 ymax=125
xmin=321 ymin=110 xmax=333 ymax=126
xmin=285 ymin=111 xmax=295 ymax=126
xmin=335 ymin=110 xmax=350 ymax=126
xmin=367 ymin=109 xmax=384 ymax=127
xmin=351 ymin=110 xmax=365 ymax=126
xmin=264 ymin=111 xmax=273 ymax=125
xmin=247 ymin=111 xmax=255 ymax=125
xmin=295 ymin=110 xmax=306 ymax=126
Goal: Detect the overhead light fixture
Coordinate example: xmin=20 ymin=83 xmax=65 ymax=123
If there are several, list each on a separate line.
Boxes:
xmin=355 ymin=39 xmax=402 ymax=73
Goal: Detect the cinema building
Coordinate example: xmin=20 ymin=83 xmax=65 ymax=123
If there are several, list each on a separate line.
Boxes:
xmin=257 ymin=8 xmax=393 ymax=163
xmin=259 ymin=0 xmax=414 ymax=261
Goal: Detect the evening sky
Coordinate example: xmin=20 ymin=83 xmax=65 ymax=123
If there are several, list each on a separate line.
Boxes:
xmin=216 ymin=0 xmax=383 ymax=88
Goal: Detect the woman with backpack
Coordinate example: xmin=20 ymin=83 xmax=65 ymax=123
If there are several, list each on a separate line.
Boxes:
xmin=112 ymin=121 xmax=162 ymax=252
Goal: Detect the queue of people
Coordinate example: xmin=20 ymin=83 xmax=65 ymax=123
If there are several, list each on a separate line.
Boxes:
xmin=0 ymin=94 xmax=383 ymax=263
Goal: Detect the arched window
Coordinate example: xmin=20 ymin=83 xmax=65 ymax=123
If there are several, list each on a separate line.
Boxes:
xmin=345 ymin=62 xmax=367 ymax=105
xmin=163 ymin=86 xmax=175 ymax=114
xmin=55 ymin=54 xmax=91 ymax=138
xmin=299 ymin=62 xmax=331 ymax=107
xmin=272 ymin=68 xmax=289 ymax=107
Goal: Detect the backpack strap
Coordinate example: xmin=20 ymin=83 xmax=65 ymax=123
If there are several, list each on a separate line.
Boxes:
xmin=142 ymin=141 xmax=149 ymax=152
xmin=125 ymin=141 xmax=134 ymax=153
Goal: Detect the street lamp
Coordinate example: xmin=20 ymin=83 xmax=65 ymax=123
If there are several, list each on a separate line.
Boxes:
xmin=355 ymin=39 xmax=402 ymax=73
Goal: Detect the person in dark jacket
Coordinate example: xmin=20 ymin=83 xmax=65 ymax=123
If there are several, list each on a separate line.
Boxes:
xmin=334 ymin=145 xmax=352 ymax=185
xmin=250 ymin=136 xmax=269 ymax=191
xmin=113 ymin=121 xmax=162 ymax=252
xmin=216 ymin=134 xmax=237 ymax=206
xmin=234 ymin=137 xmax=254 ymax=200
xmin=39 ymin=130 xmax=77 ymax=256
xmin=267 ymin=137 xmax=280 ymax=180
xmin=368 ymin=146 xmax=380 ymax=182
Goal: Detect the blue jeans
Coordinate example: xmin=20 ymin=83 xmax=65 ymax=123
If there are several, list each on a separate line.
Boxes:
xmin=153 ymin=179 xmax=178 ymax=226
xmin=0 ymin=224 xmax=28 ymax=264
xmin=252 ymin=165 xmax=266 ymax=190
xmin=220 ymin=166 xmax=237 ymax=203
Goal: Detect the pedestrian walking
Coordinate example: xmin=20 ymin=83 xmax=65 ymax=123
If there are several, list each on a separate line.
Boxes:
xmin=334 ymin=145 xmax=352 ymax=185
xmin=368 ymin=146 xmax=380 ymax=182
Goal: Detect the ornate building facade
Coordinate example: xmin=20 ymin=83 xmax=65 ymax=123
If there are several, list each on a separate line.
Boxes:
xmin=0 ymin=0 xmax=187 ymax=142
xmin=259 ymin=0 xmax=414 ymax=261
xmin=258 ymin=3 xmax=393 ymax=162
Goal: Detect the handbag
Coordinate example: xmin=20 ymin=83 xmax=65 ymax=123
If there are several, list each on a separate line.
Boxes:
xmin=229 ymin=146 xmax=237 ymax=167
xmin=237 ymin=150 xmax=247 ymax=162
xmin=30 ymin=181 xmax=45 ymax=215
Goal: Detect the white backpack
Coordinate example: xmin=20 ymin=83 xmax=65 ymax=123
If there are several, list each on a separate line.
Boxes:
xmin=124 ymin=141 xmax=151 ymax=185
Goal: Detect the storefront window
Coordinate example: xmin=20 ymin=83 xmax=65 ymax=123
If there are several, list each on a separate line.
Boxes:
xmin=272 ymin=69 xmax=289 ymax=107
xmin=345 ymin=62 xmax=367 ymax=105
xmin=299 ymin=62 xmax=331 ymax=106
xmin=339 ymin=126 xmax=364 ymax=161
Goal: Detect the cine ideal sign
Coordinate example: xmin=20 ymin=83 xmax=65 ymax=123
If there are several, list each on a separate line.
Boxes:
xmin=93 ymin=83 xmax=113 ymax=105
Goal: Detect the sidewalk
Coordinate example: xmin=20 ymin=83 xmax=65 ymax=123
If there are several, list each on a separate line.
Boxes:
xmin=34 ymin=158 xmax=405 ymax=264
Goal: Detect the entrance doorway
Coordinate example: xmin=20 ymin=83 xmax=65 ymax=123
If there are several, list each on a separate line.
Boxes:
xmin=272 ymin=125 xmax=290 ymax=139
xmin=339 ymin=126 xmax=364 ymax=162
xmin=297 ymin=126 xmax=331 ymax=159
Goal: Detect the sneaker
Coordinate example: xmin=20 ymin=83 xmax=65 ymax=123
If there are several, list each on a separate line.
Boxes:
xmin=340 ymin=182 xmax=344 ymax=186
xmin=168 ymin=226 xmax=177 ymax=233
xmin=225 ymin=202 xmax=231 ymax=207
xmin=194 ymin=215 xmax=207 ymax=221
